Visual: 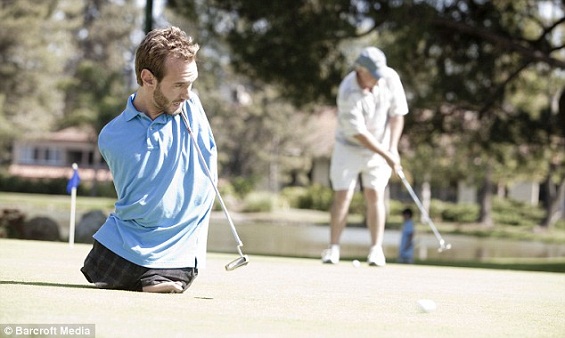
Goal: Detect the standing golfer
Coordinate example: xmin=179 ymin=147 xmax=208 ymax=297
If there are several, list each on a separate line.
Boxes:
xmin=322 ymin=47 xmax=408 ymax=266
xmin=81 ymin=26 xmax=216 ymax=293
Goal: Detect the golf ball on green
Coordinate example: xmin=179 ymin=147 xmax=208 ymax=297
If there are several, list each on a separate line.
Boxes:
xmin=352 ymin=260 xmax=360 ymax=268
xmin=417 ymin=299 xmax=437 ymax=313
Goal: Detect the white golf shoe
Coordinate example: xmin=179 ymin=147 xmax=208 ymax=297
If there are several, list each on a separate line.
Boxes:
xmin=321 ymin=245 xmax=340 ymax=264
xmin=367 ymin=246 xmax=386 ymax=267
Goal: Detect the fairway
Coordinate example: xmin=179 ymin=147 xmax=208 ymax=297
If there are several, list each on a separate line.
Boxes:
xmin=1 ymin=239 xmax=564 ymax=338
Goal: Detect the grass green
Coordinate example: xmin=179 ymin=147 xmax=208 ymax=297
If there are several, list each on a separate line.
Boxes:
xmin=1 ymin=239 xmax=564 ymax=338
xmin=0 ymin=192 xmax=116 ymax=214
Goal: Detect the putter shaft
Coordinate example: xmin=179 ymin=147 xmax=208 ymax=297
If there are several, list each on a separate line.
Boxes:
xmin=180 ymin=111 xmax=249 ymax=269
xmin=397 ymin=170 xmax=451 ymax=252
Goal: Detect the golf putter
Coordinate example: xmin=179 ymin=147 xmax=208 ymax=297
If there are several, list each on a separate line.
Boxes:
xmin=397 ymin=170 xmax=452 ymax=253
xmin=180 ymin=112 xmax=249 ymax=271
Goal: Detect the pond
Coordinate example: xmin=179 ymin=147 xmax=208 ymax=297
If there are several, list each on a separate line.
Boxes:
xmin=208 ymin=219 xmax=565 ymax=262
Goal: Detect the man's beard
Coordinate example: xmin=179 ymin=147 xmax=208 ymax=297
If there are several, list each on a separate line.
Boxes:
xmin=153 ymin=84 xmax=183 ymax=116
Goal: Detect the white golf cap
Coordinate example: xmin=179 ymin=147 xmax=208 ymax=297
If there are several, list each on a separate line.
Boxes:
xmin=355 ymin=47 xmax=387 ymax=79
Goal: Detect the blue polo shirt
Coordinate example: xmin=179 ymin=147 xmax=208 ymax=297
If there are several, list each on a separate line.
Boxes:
xmin=94 ymin=93 xmax=217 ymax=269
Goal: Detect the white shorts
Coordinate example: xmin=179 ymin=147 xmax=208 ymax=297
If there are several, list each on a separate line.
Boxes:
xmin=330 ymin=141 xmax=392 ymax=192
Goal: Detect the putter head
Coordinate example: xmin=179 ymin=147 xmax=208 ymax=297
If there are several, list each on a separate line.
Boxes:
xmin=437 ymin=242 xmax=452 ymax=253
xmin=225 ymin=255 xmax=249 ymax=271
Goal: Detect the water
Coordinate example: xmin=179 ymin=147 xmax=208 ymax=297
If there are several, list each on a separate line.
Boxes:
xmin=208 ymin=219 xmax=565 ymax=262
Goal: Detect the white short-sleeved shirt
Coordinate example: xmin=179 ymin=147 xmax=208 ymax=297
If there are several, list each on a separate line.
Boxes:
xmin=335 ymin=68 xmax=409 ymax=150
xmin=330 ymin=67 xmax=409 ymax=191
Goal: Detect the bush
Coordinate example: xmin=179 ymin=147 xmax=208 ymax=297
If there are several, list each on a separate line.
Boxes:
xmin=441 ymin=203 xmax=479 ymax=223
xmin=492 ymin=197 xmax=544 ymax=226
xmin=0 ymin=174 xmax=68 ymax=195
xmin=393 ymin=199 xmax=448 ymax=223
xmin=280 ymin=185 xmax=370 ymax=214
xmin=0 ymin=173 xmax=116 ymax=197
xmin=231 ymin=176 xmax=258 ymax=198
xmin=555 ymin=219 xmax=565 ymax=230
xmin=293 ymin=184 xmax=333 ymax=211
xmin=349 ymin=192 xmax=365 ymax=215
xmin=279 ymin=186 xmax=308 ymax=209
xmin=242 ymin=191 xmax=280 ymax=212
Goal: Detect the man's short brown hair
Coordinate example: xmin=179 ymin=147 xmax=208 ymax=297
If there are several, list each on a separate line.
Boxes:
xmin=135 ymin=26 xmax=200 ymax=86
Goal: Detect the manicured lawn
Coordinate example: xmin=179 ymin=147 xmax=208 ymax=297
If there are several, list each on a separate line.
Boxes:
xmin=1 ymin=239 xmax=564 ymax=337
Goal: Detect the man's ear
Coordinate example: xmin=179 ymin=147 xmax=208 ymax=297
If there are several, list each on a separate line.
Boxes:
xmin=140 ymin=69 xmax=156 ymax=87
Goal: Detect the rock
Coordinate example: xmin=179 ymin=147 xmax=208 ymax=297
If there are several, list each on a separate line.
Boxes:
xmin=24 ymin=217 xmax=61 ymax=241
xmin=75 ymin=210 xmax=107 ymax=243
xmin=0 ymin=209 xmax=26 ymax=239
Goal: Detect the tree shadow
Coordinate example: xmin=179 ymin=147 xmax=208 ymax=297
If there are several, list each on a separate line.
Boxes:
xmin=0 ymin=280 xmax=96 ymax=289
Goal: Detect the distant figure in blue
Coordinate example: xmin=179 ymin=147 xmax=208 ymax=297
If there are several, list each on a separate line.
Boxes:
xmin=397 ymin=208 xmax=415 ymax=264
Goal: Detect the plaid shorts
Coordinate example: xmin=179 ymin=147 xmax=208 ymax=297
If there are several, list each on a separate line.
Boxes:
xmin=81 ymin=240 xmax=198 ymax=292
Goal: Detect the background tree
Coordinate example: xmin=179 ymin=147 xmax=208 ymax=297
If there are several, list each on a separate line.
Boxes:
xmin=383 ymin=1 xmax=563 ymax=226
xmin=59 ymin=0 xmax=140 ymax=132
xmin=56 ymin=0 xmax=140 ymax=195
xmin=170 ymin=0 xmax=565 ymax=226
xmin=0 ymin=0 xmax=141 ymax=168
xmin=164 ymin=1 xmax=315 ymax=191
xmin=0 ymin=0 xmax=66 ymax=163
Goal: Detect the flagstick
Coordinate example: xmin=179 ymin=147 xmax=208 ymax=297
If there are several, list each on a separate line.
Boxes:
xmin=69 ymin=163 xmax=78 ymax=248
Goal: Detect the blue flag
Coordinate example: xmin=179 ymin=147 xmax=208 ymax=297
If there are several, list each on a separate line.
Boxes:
xmin=66 ymin=167 xmax=81 ymax=194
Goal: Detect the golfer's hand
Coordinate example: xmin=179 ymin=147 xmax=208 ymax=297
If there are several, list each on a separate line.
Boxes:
xmin=386 ymin=150 xmax=402 ymax=173
xmin=386 ymin=156 xmax=402 ymax=173
xmin=388 ymin=160 xmax=402 ymax=174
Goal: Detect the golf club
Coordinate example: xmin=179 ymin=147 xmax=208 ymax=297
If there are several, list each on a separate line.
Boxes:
xmin=397 ymin=170 xmax=452 ymax=252
xmin=180 ymin=111 xmax=249 ymax=271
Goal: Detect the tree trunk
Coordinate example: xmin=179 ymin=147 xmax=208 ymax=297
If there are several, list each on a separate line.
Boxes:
xmin=539 ymin=166 xmax=565 ymax=229
xmin=420 ymin=173 xmax=432 ymax=223
xmin=478 ymin=164 xmax=494 ymax=227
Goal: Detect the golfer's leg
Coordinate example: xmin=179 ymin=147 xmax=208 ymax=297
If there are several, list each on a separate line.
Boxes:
xmin=364 ymin=188 xmax=386 ymax=247
xmin=142 ymin=281 xmax=184 ymax=293
xmin=330 ymin=189 xmax=354 ymax=244
xmin=140 ymin=267 xmax=198 ymax=294
xmin=81 ymin=240 xmax=146 ymax=291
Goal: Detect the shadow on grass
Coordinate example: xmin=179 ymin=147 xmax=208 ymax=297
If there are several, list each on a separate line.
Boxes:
xmin=0 ymin=280 xmax=96 ymax=289
xmin=0 ymin=280 xmax=216 ymax=297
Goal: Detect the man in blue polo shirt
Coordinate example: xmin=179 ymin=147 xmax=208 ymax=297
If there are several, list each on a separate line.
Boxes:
xmin=81 ymin=26 xmax=216 ymax=293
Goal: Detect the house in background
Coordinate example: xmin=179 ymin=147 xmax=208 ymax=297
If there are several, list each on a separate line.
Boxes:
xmin=9 ymin=127 xmax=112 ymax=182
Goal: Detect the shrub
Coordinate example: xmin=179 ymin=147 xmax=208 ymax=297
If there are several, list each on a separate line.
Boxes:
xmin=349 ymin=192 xmax=365 ymax=215
xmin=279 ymin=186 xmax=308 ymax=209
xmin=231 ymin=176 xmax=257 ymax=198
xmin=294 ymin=184 xmax=333 ymax=211
xmin=210 ymin=179 xmax=241 ymax=211
xmin=492 ymin=197 xmax=544 ymax=226
xmin=0 ymin=173 xmax=117 ymax=197
xmin=441 ymin=203 xmax=479 ymax=223
xmin=242 ymin=191 xmax=279 ymax=212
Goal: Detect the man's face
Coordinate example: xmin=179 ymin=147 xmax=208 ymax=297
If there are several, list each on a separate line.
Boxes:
xmin=152 ymin=57 xmax=198 ymax=115
xmin=356 ymin=67 xmax=378 ymax=90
